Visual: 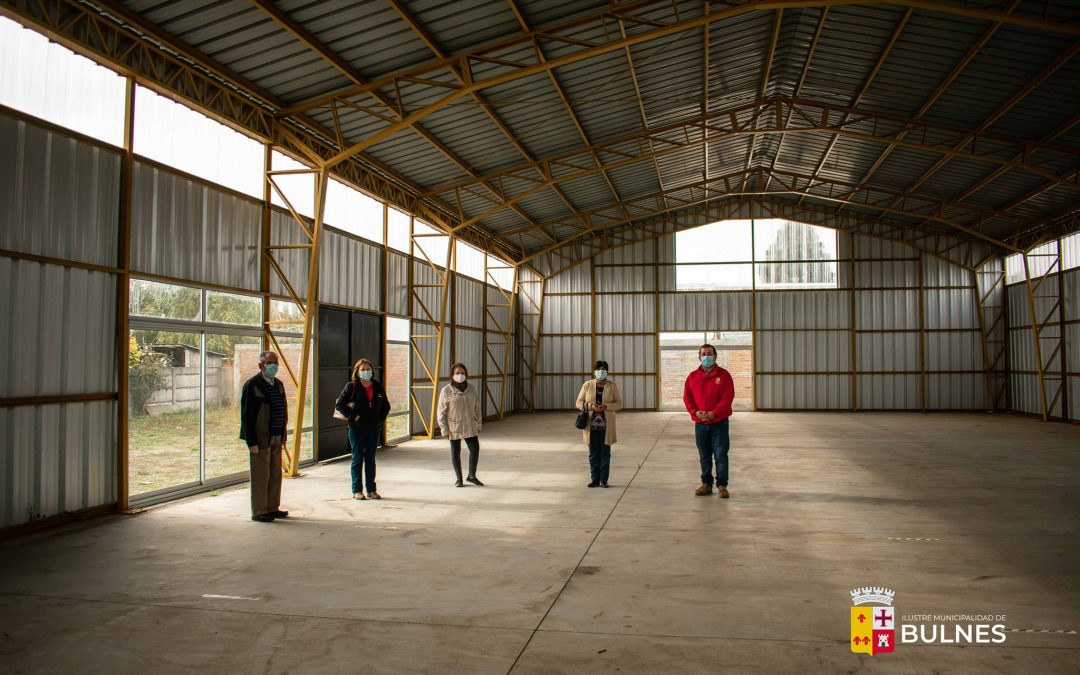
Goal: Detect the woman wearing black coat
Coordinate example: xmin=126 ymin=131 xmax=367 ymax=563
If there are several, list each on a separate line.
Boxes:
xmin=335 ymin=358 xmax=391 ymax=500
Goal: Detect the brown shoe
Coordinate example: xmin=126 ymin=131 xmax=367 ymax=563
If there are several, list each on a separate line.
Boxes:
xmin=367 ymin=492 xmax=381 ymax=500
xmin=353 ymin=492 xmax=366 ymax=500
xmin=717 ymin=486 xmax=730 ymax=499
xmin=694 ymin=483 xmax=712 ymax=496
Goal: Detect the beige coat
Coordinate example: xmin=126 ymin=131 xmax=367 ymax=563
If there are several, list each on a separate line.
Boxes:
xmin=575 ymin=379 xmax=623 ymax=445
xmin=437 ymin=382 xmax=482 ymax=440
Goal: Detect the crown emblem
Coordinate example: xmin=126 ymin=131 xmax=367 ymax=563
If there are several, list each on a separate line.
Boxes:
xmin=850 ymin=587 xmax=896 ymax=606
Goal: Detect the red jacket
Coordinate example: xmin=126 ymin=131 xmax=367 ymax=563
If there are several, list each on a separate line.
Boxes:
xmin=683 ymin=366 xmax=735 ymax=424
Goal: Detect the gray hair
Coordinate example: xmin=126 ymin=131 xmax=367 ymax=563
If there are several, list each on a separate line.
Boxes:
xmin=258 ymin=351 xmax=276 ymax=364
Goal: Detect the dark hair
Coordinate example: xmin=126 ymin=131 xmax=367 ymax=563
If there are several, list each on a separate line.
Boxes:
xmin=594 ymin=360 xmax=609 ymax=371
xmin=699 ymin=344 xmax=716 ymax=357
xmin=450 ymin=362 xmax=468 ymax=376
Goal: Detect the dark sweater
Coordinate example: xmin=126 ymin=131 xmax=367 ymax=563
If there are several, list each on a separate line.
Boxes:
xmin=335 ymin=379 xmax=391 ymax=430
xmin=239 ymin=373 xmax=288 ymax=444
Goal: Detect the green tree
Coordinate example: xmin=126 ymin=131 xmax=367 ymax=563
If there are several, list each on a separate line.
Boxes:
xmin=128 ymin=335 xmax=167 ymax=415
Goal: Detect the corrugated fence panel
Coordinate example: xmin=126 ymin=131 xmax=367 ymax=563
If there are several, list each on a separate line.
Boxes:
xmin=595 ymin=266 xmax=655 ymax=292
xmin=924 ymin=289 xmax=977 ymax=330
xmin=536 ymin=375 xmax=583 ymax=409
xmin=539 ymin=335 xmax=590 ymax=375
xmin=757 ymin=375 xmax=849 ymax=409
xmin=546 ymin=261 xmax=591 ymax=294
xmin=854 ymin=260 xmax=918 ymax=288
xmin=0 ymin=113 xmax=120 ymax=267
xmin=596 ymin=294 xmax=655 ymax=333
xmin=1006 ymin=283 xmax=1029 ymax=327
xmin=924 ymin=331 xmax=982 ymax=372
xmin=0 ymin=401 xmax=115 ymax=528
xmin=454 ymin=327 xmax=483 ymax=375
xmin=594 ymin=240 xmax=656 ymax=265
xmin=756 ymin=291 xmax=847 ymax=329
xmin=453 ymin=276 xmax=484 ymax=329
xmin=596 ymin=335 xmax=656 ymax=373
xmin=924 ymin=256 xmax=970 ymax=288
xmin=1065 ymin=269 xmax=1079 ymax=321
xmin=857 ymin=333 xmax=919 ymax=372
xmin=267 ymin=208 xmax=309 ymax=298
xmin=856 ymin=290 xmax=919 ymax=330
xmin=387 ymin=252 xmax=408 ymax=316
xmin=660 ymin=292 xmax=751 ymax=331
xmin=1010 ymin=374 xmax=1041 ymax=416
xmin=412 ymin=261 xmax=443 ymax=322
xmin=485 ymin=331 xmax=507 ymax=377
xmin=485 ymin=284 xmax=512 ymax=334
xmin=857 ymin=375 xmax=919 ymax=409
xmin=757 ymin=331 xmax=848 ymax=372
xmin=132 ymin=163 xmax=261 ymax=291
xmin=854 ymin=235 xmax=915 ymax=259
xmin=411 ymin=321 xmax=452 ymax=381
xmin=927 ymin=374 xmax=984 ymax=409
xmin=615 ymin=375 xmax=655 ymax=409
xmin=542 ymin=295 xmax=591 ymax=333
xmin=319 ymin=231 xmax=381 ymax=311
xmin=0 ymin=259 xmax=116 ymax=398
xmin=1067 ymin=323 xmax=1080 ymax=375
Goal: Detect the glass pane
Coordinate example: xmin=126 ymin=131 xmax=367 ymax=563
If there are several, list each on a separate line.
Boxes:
xmin=134 ymin=85 xmax=263 ymax=198
xmin=659 ymin=332 xmax=707 ymax=346
xmin=386 ymin=413 xmax=410 ymax=441
xmin=0 ymin=17 xmax=126 ymax=146
xmin=486 ymin=255 xmax=515 ymax=290
xmin=753 ymin=219 xmax=836 ymax=261
xmin=386 ymin=316 xmax=410 ymax=342
xmin=387 ymin=208 xmax=410 ymax=253
xmin=206 ymin=290 xmax=261 ymax=326
xmin=269 ymin=151 xmax=316 ymax=218
xmin=675 ymin=263 xmax=753 ymax=290
xmin=1004 ymin=253 xmax=1024 ymax=285
xmin=128 ymin=330 xmax=202 ymax=495
xmin=326 ymin=178 xmax=384 ymax=243
xmin=455 ymin=242 xmax=485 ymax=281
xmin=413 ymin=220 xmax=450 ymax=266
xmin=270 ymin=299 xmax=305 ymax=334
xmin=204 ymin=334 xmax=260 ymax=481
xmin=273 ymin=337 xmax=315 ymax=436
xmin=130 ymin=279 xmax=201 ymax=321
xmin=754 ymin=261 xmax=837 ymax=288
xmin=676 ymin=220 xmax=752 ymax=263
xmin=385 ymin=341 xmax=410 ymax=415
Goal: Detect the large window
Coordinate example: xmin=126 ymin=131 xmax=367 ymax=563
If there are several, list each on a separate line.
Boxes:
xmin=326 ymin=179 xmax=384 ymax=243
xmin=675 ymin=218 xmax=837 ymax=290
xmin=385 ymin=317 xmax=411 ymax=442
xmin=0 ymin=17 xmax=126 ymax=146
xmin=134 ymin=85 xmax=264 ymax=197
xmin=128 ymin=280 xmax=312 ymax=501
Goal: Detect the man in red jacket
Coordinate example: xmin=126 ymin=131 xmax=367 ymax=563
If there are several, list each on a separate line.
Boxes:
xmin=682 ymin=343 xmax=735 ymax=498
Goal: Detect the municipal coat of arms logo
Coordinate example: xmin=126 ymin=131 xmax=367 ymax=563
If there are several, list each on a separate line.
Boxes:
xmin=850 ymin=587 xmax=895 ymax=655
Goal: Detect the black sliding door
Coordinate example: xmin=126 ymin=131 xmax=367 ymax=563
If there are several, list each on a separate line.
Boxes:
xmin=318 ymin=307 xmax=383 ymax=461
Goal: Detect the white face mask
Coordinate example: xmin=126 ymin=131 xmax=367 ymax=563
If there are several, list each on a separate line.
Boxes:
xmin=594 ymin=370 xmax=607 ymax=380
xmin=453 ymin=373 xmax=467 ymax=384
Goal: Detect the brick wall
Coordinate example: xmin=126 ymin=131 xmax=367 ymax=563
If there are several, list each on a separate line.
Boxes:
xmin=384 ymin=342 xmax=410 ymax=412
xmin=660 ymin=348 xmax=753 ymax=411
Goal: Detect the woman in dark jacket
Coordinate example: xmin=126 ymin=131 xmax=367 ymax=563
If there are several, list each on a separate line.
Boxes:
xmin=336 ymin=358 xmax=391 ymax=500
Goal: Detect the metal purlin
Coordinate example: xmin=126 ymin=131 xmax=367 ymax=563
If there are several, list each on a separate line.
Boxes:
xmin=1022 ymin=240 xmax=1065 ymax=421
xmin=973 ymin=258 xmax=1008 ymax=412
xmin=409 ymin=222 xmax=453 ymax=439
xmin=263 ymin=146 xmax=330 ymax=477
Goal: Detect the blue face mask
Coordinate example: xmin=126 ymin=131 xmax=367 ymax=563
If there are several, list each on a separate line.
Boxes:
xmin=594 ymin=370 xmax=607 ymax=380
xmin=359 ymin=370 xmax=373 ymax=381
xmin=263 ymin=363 xmax=278 ymax=378
xmin=700 ymin=355 xmax=716 ymax=368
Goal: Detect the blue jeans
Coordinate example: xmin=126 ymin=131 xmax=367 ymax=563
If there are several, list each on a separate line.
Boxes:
xmin=588 ymin=429 xmax=611 ymax=484
xmin=695 ymin=419 xmax=730 ymax=487
xmin=348 ymin=426 xmax=380 ymax=493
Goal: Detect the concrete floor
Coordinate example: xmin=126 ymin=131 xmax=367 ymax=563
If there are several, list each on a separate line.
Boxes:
xmin=1 ymin=411 xmax=1078 ymax=674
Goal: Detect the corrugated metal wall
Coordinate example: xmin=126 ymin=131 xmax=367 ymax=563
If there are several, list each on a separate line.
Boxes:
xmin=0 ymin=113 xmax=120 ymax=266
xmin=131 ymin=162 xmax=261 ymax=291
xmin=319 ymin=230 xmax=381 ymax=311
xmin=1066 ymin=269 xmax=1078 ymax=422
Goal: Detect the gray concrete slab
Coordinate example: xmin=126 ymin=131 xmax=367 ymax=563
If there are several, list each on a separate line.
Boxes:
xmin=0 ymin=411 xmax=1077 ymax=673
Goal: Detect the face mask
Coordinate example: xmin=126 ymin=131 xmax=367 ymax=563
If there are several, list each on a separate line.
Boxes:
xmin=453 ymin=374 xmax=467 ymax=384
xmin=594 ymin=370 xmax=607 ymax=380
xmin=263 ymin=363 xmax=278 ymax=378
xmin=359 ymin=370 xmax=373 ymax=381
xmin=700 ymin=356 xmax=716 ymax=368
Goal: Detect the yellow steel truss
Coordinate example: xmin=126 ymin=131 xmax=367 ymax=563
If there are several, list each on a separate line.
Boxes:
xmin=973 ymin=259 xmax=1008 ymax=412
xmin=482 ymin=259 xmax=518 ymax=420
xmin=409 ymin=224 xmax=453 ymax=439
xmin=1022 ymin=241 xmax=1066 ymax=421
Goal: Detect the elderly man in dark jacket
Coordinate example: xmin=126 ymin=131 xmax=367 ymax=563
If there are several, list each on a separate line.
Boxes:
xmin=239 ymin=351 xmax=289 ymax=522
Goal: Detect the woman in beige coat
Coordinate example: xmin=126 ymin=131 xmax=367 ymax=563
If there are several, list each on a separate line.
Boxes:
xmin=437 ymin=362 xmax=484 ymax=487
xmin=575 ymin=359 xmax=623 ymax=488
